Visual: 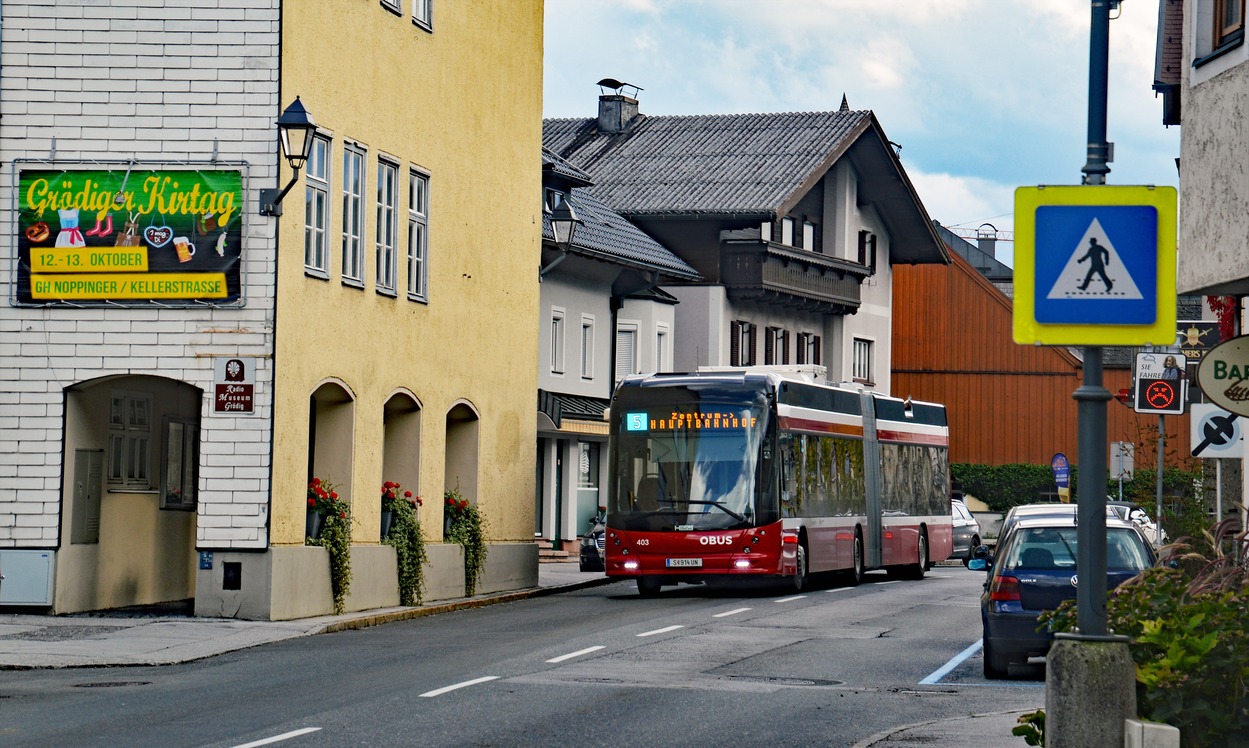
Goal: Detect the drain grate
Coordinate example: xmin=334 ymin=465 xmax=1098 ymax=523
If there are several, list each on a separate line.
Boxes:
xmin=724 ymin=675 xmax=844 ymax=687
xmin=73 ymin=681 xmax=152 ymax=689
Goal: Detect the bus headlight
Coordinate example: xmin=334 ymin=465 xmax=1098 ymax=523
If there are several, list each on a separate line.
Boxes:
xmin=624 ymin=560 xmax=639 ymax=571
xmin=734 ymin=559 xmax=751 ymax=569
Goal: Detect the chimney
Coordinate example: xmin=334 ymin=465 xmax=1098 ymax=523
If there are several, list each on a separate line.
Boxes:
xmin=595 ymin=78 xmax=642 ymax=134
xmin=976 ymin=224 xmax=998 ymax=261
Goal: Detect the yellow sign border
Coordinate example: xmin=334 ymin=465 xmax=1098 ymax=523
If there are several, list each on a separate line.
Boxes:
xmin=1013 ymin=185 xmax=1177 ymax=346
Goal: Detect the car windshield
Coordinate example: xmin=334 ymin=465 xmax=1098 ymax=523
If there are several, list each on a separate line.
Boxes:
xmin=1001 ymin=526 xmax=1152 ymax=571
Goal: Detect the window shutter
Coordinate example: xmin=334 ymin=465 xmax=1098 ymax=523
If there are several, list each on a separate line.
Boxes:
xmin=796 ymin=333 xmax=806 ymax=364
xmin=615 ymin=328 xmax=636 ymax=379
xmin=730 ymin=321 xmax=742 ymax=366
xmin=782 ymin=330 xmax=790 ymax=364
xmin=747 ymin=325 xmax=757 ymax=365
xmin=764 ymin=327 xmax=776 ymax=364
xmin=813 ymin=335 xmax=822 ymax=365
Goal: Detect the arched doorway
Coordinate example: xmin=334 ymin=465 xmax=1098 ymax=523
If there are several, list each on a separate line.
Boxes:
xmin=58 ymin=374 xmax=201 ymax=613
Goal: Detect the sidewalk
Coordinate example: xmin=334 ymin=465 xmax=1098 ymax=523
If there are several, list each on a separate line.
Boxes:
xmin=0 ymin=561 xmax=611 ymax=670
xmin=0 ymin=562 xmax=1038 ymax=748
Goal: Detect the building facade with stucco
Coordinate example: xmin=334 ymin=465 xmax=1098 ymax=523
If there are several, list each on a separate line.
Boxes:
xmin=0 ymin=0 xmax=544 ymax=619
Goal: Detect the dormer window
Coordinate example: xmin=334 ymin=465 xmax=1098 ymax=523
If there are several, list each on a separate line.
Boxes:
xmin=781 ymin=217 xmax=795 ymax=245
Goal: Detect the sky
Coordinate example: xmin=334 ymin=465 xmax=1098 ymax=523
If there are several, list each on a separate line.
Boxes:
xmin=542 ymin=0 xmax=1181 ymax=267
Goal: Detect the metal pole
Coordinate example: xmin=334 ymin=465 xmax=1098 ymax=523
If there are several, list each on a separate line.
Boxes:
xmin=1156 ymin=415 xmax=1165 ymax=550
xmin=1075 ymin=348 xmax=1110 ymax=635
xmin=1074 ymin=0 xmax=1112 ymax=637
xmin=1216 ymin=459 xmax=1223 ymax=521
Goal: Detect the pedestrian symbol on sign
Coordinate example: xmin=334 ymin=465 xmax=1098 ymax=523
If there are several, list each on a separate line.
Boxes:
xmin=1045 ymin=218 xmax=1144 ymax=301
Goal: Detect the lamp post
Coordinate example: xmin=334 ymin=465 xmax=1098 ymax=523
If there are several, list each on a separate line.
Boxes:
xmin=258 ymin=97 xmax=317 ymax=217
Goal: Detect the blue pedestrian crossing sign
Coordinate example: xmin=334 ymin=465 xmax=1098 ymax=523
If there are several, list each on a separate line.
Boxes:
xmin=1013 ymin=185 xmax=1177 ymax=346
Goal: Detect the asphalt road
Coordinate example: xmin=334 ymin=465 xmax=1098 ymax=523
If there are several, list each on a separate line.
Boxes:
xmin=0 ymin=565 xmax=1044 ymax=747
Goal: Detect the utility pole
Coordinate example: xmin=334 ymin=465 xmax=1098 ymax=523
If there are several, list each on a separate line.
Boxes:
xmin=1046 ymin=3 xmax=1138 ymax=746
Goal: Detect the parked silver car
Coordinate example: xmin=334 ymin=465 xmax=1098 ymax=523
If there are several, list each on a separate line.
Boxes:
xmin=950 ymin=497 xmax=981 ymax=566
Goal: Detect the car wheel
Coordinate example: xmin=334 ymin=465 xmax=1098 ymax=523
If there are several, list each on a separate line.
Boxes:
xmin=983 ymin=638 xmax=1010 ymax=680
xmin=793 ymin=542 xmax=808 ymax=591
xmin=963 ymin=536 xmax=980 ymax=567
xmin=637 ymin=576 xmax=662 ymax=597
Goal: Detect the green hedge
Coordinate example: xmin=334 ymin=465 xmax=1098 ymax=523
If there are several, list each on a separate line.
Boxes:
xmin=952 ymin=463 xmax=1200 ymax=516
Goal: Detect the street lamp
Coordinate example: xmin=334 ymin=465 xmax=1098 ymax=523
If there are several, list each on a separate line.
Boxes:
xmin=258 ymin=96 xmax=317 ymax=217
xmin=549 ymin=198 xmax=582 ymax=250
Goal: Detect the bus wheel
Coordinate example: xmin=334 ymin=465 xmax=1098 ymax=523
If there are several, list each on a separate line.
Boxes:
xmin=909 ymin=531 xmax=928 ymax=580
xmin=637 ymin=576 xmax=662 ymax=597
xmin=849 ymin=531 xmax=865 ymax=586
xmin=793 ymin=542 xmax=808 ymax=591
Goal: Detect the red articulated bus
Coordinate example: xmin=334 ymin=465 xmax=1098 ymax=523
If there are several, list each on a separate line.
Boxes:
xmin=604 ymin=367 xmax=952 ymax=596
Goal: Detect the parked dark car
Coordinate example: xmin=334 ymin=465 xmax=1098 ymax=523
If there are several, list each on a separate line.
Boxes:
xmin=949 ymin=498 xmax=981 ymax=565
xmin=578 ymin=509 xmax=606 ymax=572
xmin=971 ymin=514 xmax=1155 ymax=679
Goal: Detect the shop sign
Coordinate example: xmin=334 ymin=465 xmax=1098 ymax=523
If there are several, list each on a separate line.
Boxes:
xmin=14 ymin=166 xmax=245 ymax=306
xmin=213 ymin=357 xmax=255 ymax=415
xmin=1196 ymin=335 xmax=1249 ymax=417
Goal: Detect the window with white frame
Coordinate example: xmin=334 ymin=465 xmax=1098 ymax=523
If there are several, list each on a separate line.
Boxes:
xmin=341 ymin=143 xmax=366 ymax=284
xmin=616 ymin=324 xmax=638 ymax=379
xmin=781 ymin=217 xmax=795 ymax=246
xmin=656 ymin=323 xmax=669 ymax=372
xmin=550 ymin=308 xmax=566 ymax=375
xmin=413 ymin=0 xmax=433 ymax=30
xmin=760 ymin=221 xmax=771 ymax=243
xmin=304 ymin=134 xmax=331 ymax=274
xmin=380 ymin=0 xmax=400 ymax=13
xmin=765 ymin=326 xmax=789 ymax=365
xmin=108 ymin=392 xmax=151 ymax=488
xmin=580 ymin=315 xmax=595 ymax=379
xmin=375 ymin=158 xmax=399 ymax=294
xmin=730 ymin=321 xmax=756 ymax=366
xmin=803 ymin=221 xmax=817 ymax=253
xmin=408 ymin=168 xmax=429 ymax=301
xmin=797 ymin=332 xmax=821 ymax=365
xmin=852 ymin=338 xmax=874 ymax=383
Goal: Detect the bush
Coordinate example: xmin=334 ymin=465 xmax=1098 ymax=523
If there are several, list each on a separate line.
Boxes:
xmin=1042 ymin=515 xmax=1249 ymax=747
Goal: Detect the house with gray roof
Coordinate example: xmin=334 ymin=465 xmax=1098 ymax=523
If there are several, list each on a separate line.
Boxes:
xmin=536 ymin=148 xmax=699 ymax=553
xmin=544 ymin=85 xmax=949 ymax=393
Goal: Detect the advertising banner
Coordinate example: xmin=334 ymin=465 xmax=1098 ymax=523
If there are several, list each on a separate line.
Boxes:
xmin=14 ymin=167 xmax=245 ymax=306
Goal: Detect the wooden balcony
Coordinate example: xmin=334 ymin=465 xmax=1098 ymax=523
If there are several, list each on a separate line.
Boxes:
xmin=720 ymin=240 xmax=869 ymax=314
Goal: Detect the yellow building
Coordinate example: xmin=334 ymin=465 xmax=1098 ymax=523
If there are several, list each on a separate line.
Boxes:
xmin=0 ymin=0 xmax=543 ymax=620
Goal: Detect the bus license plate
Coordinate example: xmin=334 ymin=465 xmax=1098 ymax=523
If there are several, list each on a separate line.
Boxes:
xmin=666 ymin=558 xmax=703 ymax=568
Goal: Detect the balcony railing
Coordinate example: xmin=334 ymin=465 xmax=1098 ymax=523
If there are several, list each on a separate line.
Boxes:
xmin=720 ymin=240 xmax=869 ymax=314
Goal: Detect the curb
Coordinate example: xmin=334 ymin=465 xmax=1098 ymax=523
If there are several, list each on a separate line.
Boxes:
xmin=317 ymin=575 xmax=616 ymax=634
xmin=850 ymin=708 xmax=1036 ymax=748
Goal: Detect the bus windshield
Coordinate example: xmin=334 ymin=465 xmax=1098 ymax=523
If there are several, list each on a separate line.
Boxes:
xmin=610 ymin=395 xmax=769 ymax=532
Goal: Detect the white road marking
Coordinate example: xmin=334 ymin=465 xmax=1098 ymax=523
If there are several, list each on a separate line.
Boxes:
xmin=919 ymin=639 xmax=984 ymax=685
xmin=418 ymin=675 xmax=500 ymax=697
xmin=876 ymin=580 xmax=899 ymax=585
xmin=231 ymin=728 xmax=321 ymax=747
xmin=773 ymin=595 xmax=807 ymax=603
xmin=637 ymin=625 xmax=683 ymax=637
xmin=713 ymin=607 xmax=751 ymax=618
xmin=546 ymin=645 xmax=605 ymax=663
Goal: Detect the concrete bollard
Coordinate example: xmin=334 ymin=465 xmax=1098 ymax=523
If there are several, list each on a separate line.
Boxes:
xmin=1124 ymin=718 xmax=1180 ymax=748
xmin=1045 ymin=637 xmax=1136 ymax=748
